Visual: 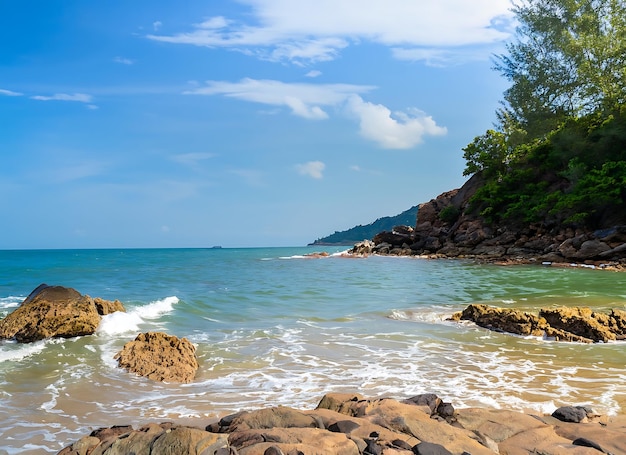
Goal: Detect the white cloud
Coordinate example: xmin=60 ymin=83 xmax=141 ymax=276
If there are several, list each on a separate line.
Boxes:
xmin=31 ymin=93 xmax=93 ymax=103
xmin=0 ymin=88 xmax=22 ymax=96
xmin=185 ymin=78 xmax=374 ymax=120
xmin=296 ymin=161 xmax=325 ymax=179
xmin=185 ymin=78 xmax=447 ymax=149
xmin=114 ymin=56 xmax=134 ymax=65
xmin=305 ymin=70 xmax=322 ymax=78
xmin=153 ymin=21 xmax=162 ymax=31
xmin=147 ymin=0 xmax=514 ymax=64
xmin=345 ymin=95 xmax=447 ymax=149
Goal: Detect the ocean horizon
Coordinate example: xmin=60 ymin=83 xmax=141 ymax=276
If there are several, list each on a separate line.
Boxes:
xmin=2 ymin=247 xmax=626 ymax=454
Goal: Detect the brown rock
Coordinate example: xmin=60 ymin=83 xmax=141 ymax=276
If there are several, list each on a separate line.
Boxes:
xmin=231 ymin=428 xmax=360 ymax=455
xmin=539 ymin=307 xmax=616 ymax=343
xmin=93 ymin=297 xmax=125 ymax=315
xmin=452 ymin=304 xmax=626 ymax=343
xmin=0 ymin=285 xmax=103 ymax=342
xmin=114 ymin=331 xmax=199 ymax=383
xmin=349 ymin=240 xmax=374 ymax=255
xmin=152 ymin=427 xmax=227 ymax=454
xmin=224 ymin=406 xmax=320 ymax=432
xmin=59 ymin=394 xmax=626 ymax=455
xmin=453 ymin=303 xmax=545 ymax=337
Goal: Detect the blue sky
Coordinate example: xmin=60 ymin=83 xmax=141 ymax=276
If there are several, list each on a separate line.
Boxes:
xmin=1 ymin=0 xmax=514 ymax=249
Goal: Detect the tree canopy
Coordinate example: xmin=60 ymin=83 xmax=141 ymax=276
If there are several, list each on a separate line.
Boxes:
xmin=462 ymin=0 xmax=626 ymax=229
xmin=496 ymin=0 xmax=626 ymax=138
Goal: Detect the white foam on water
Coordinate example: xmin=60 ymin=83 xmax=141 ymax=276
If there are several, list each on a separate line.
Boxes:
xmin=40 ymin=384 xmax=61 ymax=414
xmin=0 ymin=296 xmax=23 ymax=309
xmin=97 ymin=296 xmax=179 ymax=335
xmin=0 ymin=340 xmax=47 ymax=362
xmin=388 ymin=308 xmax=454 ymax=324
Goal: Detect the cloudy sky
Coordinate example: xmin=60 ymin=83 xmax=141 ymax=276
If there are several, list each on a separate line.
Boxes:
xmin=1 ymin=0 xmax=514 ymax=249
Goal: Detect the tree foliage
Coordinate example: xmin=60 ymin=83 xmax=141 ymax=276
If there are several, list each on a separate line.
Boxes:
xmin=495 ymin=0 xmax=626 ymax=138
xmin=462 ymin=0 xmax=626 ymax=229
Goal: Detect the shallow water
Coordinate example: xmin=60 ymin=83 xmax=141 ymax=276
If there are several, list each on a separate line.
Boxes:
xmin=1 ymin=248 xmax=626 ymax=454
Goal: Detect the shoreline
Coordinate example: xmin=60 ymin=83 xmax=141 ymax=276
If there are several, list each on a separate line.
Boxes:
xmin=58 ymin=392 xmax=626 ymax=454
xmin=336 ymin=248 xmax=626 ymax=272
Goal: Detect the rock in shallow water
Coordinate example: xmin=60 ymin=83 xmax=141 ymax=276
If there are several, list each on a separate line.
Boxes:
xmin=0 ymin=284 xmax=125 ymax=343
xmin=450 ymin=303 xmax=626 ymax=343
xmin=114 ymin=331 xmax=199 ymax=383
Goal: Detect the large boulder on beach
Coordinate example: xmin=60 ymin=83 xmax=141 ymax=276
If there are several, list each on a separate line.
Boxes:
xmin=0 ymin=284 xmax=125 ymax=343
xmin=114 ymin=331 xmax=199 ymax=383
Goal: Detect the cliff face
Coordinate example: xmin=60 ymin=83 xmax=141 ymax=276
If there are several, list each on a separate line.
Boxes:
xmin=351 ymin=174 xmax=626 ymax=266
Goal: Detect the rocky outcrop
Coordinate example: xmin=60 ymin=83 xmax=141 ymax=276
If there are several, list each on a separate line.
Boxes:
xmin=349 ymin=175 xmax=626 ymax=267
xmin=0 ymin=284 xmax=125 ymax=343
xmin=59 ymin=392 xmax=626 ymax=455
xmin=450 ymin=304 xmax=626 ymax=343
xmin=114 ymin=331 xmax=199 ymax=383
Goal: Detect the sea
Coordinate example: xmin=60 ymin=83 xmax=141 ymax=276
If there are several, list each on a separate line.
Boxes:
xmin=1 ymin=247 xmax=626 ymax=454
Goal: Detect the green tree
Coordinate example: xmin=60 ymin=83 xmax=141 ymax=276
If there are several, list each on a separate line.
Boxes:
xmin=494 ymin=0 xmax=626 ymax=139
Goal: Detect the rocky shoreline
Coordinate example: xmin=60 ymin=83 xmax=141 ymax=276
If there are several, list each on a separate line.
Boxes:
xmin=348 ymin=175 xmax=626 ymax=271
xmin=58 ymin=392 xmax=626 ymax=454
xmin=5 ymin=281 xmax=626 ymax=453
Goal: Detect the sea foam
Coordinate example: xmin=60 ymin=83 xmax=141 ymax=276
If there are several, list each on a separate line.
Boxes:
xmin=97 ymin=296 xmax=179 ymax=335
xmin=0 ymin=340 xmax=47 ymax=362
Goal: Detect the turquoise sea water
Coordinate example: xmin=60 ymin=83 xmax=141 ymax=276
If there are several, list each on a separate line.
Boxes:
xmin=1 ymin=247 xmax=626 ymax=454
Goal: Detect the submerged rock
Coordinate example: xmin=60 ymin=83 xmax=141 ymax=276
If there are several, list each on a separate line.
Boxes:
xmin=0 ymin=284 xmax=125 ymax=343
xmin=115 ymin=331 xmax=199 ymax=383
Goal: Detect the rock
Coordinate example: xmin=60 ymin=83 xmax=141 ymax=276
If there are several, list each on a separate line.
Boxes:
xmin=539 ymin=307 xmax=616 ymax=343
xmin=93 ymin=297 xmax=126 ymax=315
xmin=347 ymin=172 xmax=626 ymax=266
xmin=59 ymin=393 xmax=626 ymax=455
xmin=452 ymin=304 xmax=545 ymax=337
xmin=328 ymin=420 xmax=361 ymax=434
xmin=451 ymin=304 xmax=626 ymax=343
xmin=0 ymin=284 xmax=118 ymax=343
xmin=572 ymin=437 xmax=606 ymax=452
xmin=412 ymin=442 xmax=453 ymax=455
xmin=402 ymin=394 xmax=455 ymax=421
xmin=373 ymin=231 xmax=414 ymax=248
xmin=58 ymin=423 xmax=229 ymax=455
xmin=552 ymin=406 xmax=590 ymax=423
xmin=220 ymin=407 xmax=320 ymax=432
xmin=114 ymin=331 xmax=199 ymax=383
xmin=574 ymin=239 xmax=611 ymax=259
xmin=349 ymin=240 xmax=375 ymax=255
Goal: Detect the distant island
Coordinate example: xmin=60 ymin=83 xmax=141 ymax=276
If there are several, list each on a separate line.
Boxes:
xmin=309 ymin=206 xmax=418 ymax=246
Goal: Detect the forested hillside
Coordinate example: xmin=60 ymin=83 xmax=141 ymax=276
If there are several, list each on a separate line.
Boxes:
xmin=462 ymin=0 xmax=626 ymax=231
xmin=309 ymin=206 xmax=418 ymax=245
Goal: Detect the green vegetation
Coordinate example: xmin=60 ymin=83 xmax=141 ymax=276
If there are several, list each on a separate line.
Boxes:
xmin=463 ymin=0 xmax=626 ymax=229
xmin=310 ymin=206 xmax=418 ymax=245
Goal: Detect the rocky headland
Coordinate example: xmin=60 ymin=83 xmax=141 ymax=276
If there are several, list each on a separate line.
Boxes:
xmin=349 ymin=174 xmax=626 ymax=270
